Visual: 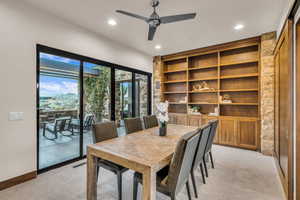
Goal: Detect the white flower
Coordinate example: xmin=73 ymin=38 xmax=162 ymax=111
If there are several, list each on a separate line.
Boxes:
xmin=156 ymin=101 xmax=169 ymax=123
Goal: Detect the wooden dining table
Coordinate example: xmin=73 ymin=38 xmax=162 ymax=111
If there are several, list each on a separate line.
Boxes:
xmin=86 ymin=124 xmax=198 ymax=200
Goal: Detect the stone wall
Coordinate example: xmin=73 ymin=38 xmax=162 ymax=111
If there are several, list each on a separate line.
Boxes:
xmin=260 ymin=32 xmax=276 ymax=155
xmin=153 ymin=56 xmax=163 ymax=114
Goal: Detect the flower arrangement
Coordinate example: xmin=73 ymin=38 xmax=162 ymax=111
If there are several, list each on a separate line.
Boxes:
xmin=156 ymin=101 xmax=169 ymax=136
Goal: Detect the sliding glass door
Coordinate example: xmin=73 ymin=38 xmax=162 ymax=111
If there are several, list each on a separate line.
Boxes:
xmin=115 ymin=70 xmax=133 ymax=135
xmin=38 ymin=53 xmax=80 ymax=170
xmin=37 ymin=45 xmax=151 ymax=172
xmin=83 ymin=62 xmax=111 ymax=155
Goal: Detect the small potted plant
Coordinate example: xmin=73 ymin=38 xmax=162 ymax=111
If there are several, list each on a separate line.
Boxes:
xmin=156 ymin=101 xmax=169 ymax=136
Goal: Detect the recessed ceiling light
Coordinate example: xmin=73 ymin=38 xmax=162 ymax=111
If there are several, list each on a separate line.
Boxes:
xmin=108 ymin=19 xmax=117 ymax=26
xmin=234 ymin=24 xmax=244 ymax=30
xmin=155 ymin=45 xmax=162 ymax=50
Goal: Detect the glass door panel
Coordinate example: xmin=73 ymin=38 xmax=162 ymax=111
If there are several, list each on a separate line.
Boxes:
xmin=115 ymin=70 xmax=133 ymax=135
xmin=38 ymin=53 xmax=80 ymax=170
xmin=83 ymin=62 xmax=111 ymax=155
xmin=135 ymin=74 xmax=149 ymax=117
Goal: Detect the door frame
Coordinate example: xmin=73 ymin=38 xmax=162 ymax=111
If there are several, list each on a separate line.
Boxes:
xmin=36 ymin=44 xmax=152 ymax=173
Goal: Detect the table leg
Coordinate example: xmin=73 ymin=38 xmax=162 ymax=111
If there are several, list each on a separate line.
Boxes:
xmin=87 ymin=150 xmax=97 ymax=200
xmin=143 ymin=168 xmax=156 ymax=200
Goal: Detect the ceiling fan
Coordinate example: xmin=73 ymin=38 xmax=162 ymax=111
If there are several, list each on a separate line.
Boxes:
xmin=116 ymin=0 xmax=197 ymax=41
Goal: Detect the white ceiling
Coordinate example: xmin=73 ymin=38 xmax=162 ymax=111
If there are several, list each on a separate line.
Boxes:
xmin=23 ymin=0 xmax=287 ymax=56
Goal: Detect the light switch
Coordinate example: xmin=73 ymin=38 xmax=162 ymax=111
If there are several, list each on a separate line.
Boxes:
xmin=9 ymin=112 xmax=24 ymax=121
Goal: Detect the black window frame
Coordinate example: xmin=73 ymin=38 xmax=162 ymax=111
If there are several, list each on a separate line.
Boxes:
xmin=36 ymin=44 xmax=152 ymax=173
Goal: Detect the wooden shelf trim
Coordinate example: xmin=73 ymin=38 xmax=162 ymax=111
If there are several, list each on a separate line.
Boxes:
xmin=188 ymin=65 xmax=218 ymax=71
xmin=189 ymin=77 xmax=218 ymax=82
xmin=220 ymin=73 xmax=259 ymax=79
xmin=220 ymin=59 xmax=259 ymax=67
xmin=164 ymin=91 xmax=187 ymax=94
xmin=188 ymin=102 xmax=218 ymax=105
xmin=163 ymin=69 xmax=187 ymax=74
xmin=220 ymin=89 xmax=258 ymax=92
xmin=169 ymin=102 xmax=187 ymax=105
xmin=220 ymin=103 xmax=258 ymax=106
xmin=189 ymin=90 xmax=218 ymax=93
xmin=163 ymin=80 xmax=187 ymax=84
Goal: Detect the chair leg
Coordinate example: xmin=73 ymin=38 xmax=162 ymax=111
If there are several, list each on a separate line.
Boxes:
xmin=209 ymin=151 xmax=215 ymax=169
xmin=191 ymin=170 xmax=198 ymax=198
xmin=186 ymin=180 xmax=192 ymax=200
xmin=203 ymin=158 xmax=208 ymax=177
xmin=199 ymin=163 xmax=206 ymax=184
xmin=133 ymin=176 xmax=138 ymax=200
xmin=117 ymin=172 xmax=122 ymax=200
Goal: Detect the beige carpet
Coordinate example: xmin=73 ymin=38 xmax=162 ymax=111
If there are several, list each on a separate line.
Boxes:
xmin=0 ymin=145 xmax=285 ymax=200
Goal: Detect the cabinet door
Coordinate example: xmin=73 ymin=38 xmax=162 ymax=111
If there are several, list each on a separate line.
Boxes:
xmin=176 ymin=115 xmax=188 ymax=125
xmin=218 ymin=119 xmax=236 ymax=146
xmin=237 ymin=120 xmax=258 ymax=150
xmin=168 ymin=114 xmax=177 ymax=124
xmin=188 ymin=116 xmax=201 ymax=127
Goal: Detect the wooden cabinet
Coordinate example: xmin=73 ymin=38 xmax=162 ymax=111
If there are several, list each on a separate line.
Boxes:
xmin=236 ymin=119 xmax=258 ymax=150
xmin=218 ymin=118 xmax=236 ymax=145
xmin=274 ymin=20 xmax=293 ymax=199
xmin=187 ymin=115 xmax=201 ymax=127
xmin=160 ymin=37 xmax=261 ymax=151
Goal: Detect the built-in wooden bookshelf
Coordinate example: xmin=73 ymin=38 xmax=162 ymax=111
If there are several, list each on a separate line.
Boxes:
xmin=160 ymin=37 xmax=261 ymax=151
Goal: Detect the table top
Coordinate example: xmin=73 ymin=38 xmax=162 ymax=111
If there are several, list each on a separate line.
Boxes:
xmin=87 ymin=124 xmax=198 ymax=172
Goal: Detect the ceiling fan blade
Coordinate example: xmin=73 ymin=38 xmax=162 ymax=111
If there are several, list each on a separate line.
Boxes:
xmin=116 ymin=10 xmax=148 ymax=22
xmin=160 ymin=13 xmax=196 ymax=24
xmin=148 ymin=26 xmax=157 ymax=41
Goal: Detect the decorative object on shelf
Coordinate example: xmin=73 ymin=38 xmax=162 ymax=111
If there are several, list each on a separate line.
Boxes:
xmin=188 ymin=105 xmax=201 ymax=115
xmin=192 ymin=81 xmax=215 ymax=92
xmin=179 ymin=96 xmax=188 ymax=103
xmin=156 ymin=101 xmax=169 ymax=136
xmin=208 ymin=107 xmax=219 ymax=116
xmin=221 ymin=94 xmax=232 ymax=103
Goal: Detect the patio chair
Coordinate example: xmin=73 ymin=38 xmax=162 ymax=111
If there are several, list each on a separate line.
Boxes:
xmin=133 ymin=129 xmax=200 ymax=200
xmin=71 ymin=114 xmax=95 ymax=133
xmin=44 ymin=117 xmax=73 ymax=140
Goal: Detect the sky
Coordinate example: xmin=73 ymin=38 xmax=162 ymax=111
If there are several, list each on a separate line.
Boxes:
xmin=39 ymin=53 xmax=107 ymax=97
xmin=40 ymin=53 xmax=80 ymax=97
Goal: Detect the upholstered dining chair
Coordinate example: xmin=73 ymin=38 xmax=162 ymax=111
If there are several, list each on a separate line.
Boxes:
xmin=124 ymin=117 xmax=143 ymax=134
xmin=92 ymin=121 xmax=129 ymax=200
xmin=143 ymin=115 xmax=159 ymax=129
xmin=204 ymin=119 xmax=219 ymax=170
xmin=133 ymin=129 xmax=200 ymax=200
xmin=190 ymin=123 xmax=211 ymax=198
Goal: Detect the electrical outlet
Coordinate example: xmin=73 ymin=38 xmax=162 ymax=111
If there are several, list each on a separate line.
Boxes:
xmin=9 ymin=112 xmax=24 ymax=121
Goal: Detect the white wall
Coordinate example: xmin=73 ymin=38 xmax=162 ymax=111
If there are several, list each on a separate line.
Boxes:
xmin=277 ymin=0 xmax=296 ymax=36
xmin=0 ymin=0 xmax=152 ymax=181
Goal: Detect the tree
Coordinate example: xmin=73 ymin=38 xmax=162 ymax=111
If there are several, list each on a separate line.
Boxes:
xmin=84 ymin=66 xmax=110 ymax=121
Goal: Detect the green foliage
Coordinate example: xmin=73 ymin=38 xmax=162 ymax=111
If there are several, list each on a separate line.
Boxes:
xmin=84 ymin=66 xmax=110 ymax=121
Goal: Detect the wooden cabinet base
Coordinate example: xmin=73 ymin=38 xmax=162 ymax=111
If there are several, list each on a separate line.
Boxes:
xmin=169 ymin=113 xmax=260 ymax=151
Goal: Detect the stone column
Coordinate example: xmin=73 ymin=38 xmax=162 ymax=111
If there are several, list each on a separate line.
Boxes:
xmin=153 ymin=56 xmax=163 ymax=114
xmin=260 ymin=32 xmax=276 ymax=155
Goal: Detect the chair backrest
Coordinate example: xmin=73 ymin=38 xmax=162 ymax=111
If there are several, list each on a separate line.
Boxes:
xmin=143 ymin=115 xmax=159 ymax=129
xmin=167 ymin=129 xmax=200 ymax=195
xmin=205 ymin=120 xmax=219 ymax=154
xmin=84 ymin=114 xmax=94 ymax=129
xmin=124 ymin=118 xmax=143 ymax=134
xmin=54 ymin=118 xmax=66 ymax=132
xmin=92 ymin=121 xmax=118 ymax=143
xmin=64 ymin=117 xmax=72 ymax=131
xmin=192 ymin=123 xmax=211 ymax=169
